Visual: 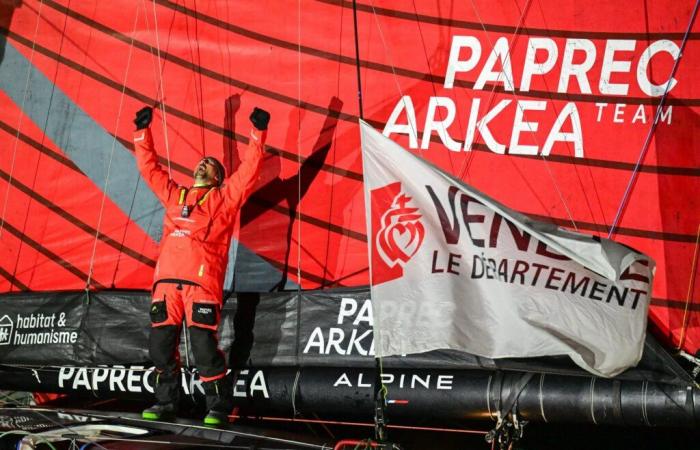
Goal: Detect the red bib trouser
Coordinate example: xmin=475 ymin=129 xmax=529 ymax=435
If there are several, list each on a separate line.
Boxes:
xmin=134 ymin=126 xmax=264 ymax=403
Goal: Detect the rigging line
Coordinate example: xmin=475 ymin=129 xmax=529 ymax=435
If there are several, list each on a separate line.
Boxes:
xmin=78 ymin=436 xmax=253 ymax=449
xmin=463 ymin=0 xmax=579 ymax=232
xmin=540 ymin=150 xmax=578 ymax=231
xmin=328 ymin=0 xmax=700 ymax=42
xmin=193 ymin=1 xmax=206 ymax=152
xmin=351 ymin=0 xmax=364 ymax=119
xmin=297 ymin=0 xmax=302 ymax=290
xmin=225 ymin=1 xmax=233 ymax=99
xmin=0 ymin=390 xmax=26 ymax=406
xmin=368 ymin=0 xmax=420 ymax=157
xmin=410 ymin=0 xmax=463 ymax=175
xmin=141 ymin=0 xmax=158 ymax=83
xmin=365 ymin=1 xmax=415 ymax=422
xmin=677 ymin=223 xmax=700 ymax=350
xmin=151 ymin=0 xmax=172 ymax=176
xmin=211 ymin=1 xmax=228 ymax=100
xmin=296 ymin=0 xmax=304 ymax=366
xmin=19 ymin=407 xmax=326 ymax=448
xmin=231 ymin=414 xmax=488 ymax=435
xmin=0 ymin=0 xmax=45 ymax=241
xmin=182 ymin=323 xmax=194 ymax=401
xmin=79 ymin=437 xmax=248 ymax=448
xmin=35 ymin=0 xmax=700 ymax=108
xmin=113 ymin=0 xmax=159 ymax=288
xmin=457 ymin=0 xmax=528 ymax=179
xmin=14 ymin=410 xmax=110 ymax=450
xmin=454 ymin=13 xmax=504 ymax=181
xmin=85 ymin=7 xmax=141 ymax=290
xmin=109 ymin=179 xmax=142 ymax=287
xmin=5 ymin=363 xmax=154 ymax=372
xmin=532 ymin=0 xmax=607 ymax=232
xmin=6 ymin=13 xmax=695 ymax=178
xmin=0 ymin=431 xmax=59 ymax=450
xmin=12 ymin=0 xmax=70 ymax=288
xmin=294 ymin=0 xmax=303 ymax=363
xmin=608 ymin=0 xmax=700 ymax=239
xmin=182 ymin=4 xmax=203 ymax=154
xmin=111 ymin=0 xmax=150 ymax=286
xmin=362 ymin=3 xmax=395 ymax=428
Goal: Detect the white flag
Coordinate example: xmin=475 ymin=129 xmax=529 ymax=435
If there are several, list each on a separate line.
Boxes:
xmin=360 ymin=120 xmax=654 ymax=377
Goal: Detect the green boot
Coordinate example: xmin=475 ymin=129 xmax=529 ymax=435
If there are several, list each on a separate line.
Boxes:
xmin=142 ymin=402 xmax=176 ymax=421
xmin=203 ymin=376 xmax=234 ymax=426
xmin=203 ymin=408 xmax=229 ymax=427
xmin=144 ymin=368 xmax=180 ymax=421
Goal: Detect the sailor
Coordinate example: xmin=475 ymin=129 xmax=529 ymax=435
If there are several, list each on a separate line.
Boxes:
xmin=132 ymin=105 xmax=269 ymax=425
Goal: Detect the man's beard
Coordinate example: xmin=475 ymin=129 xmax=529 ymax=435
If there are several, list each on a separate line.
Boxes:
xmin=194 ymin=165 xmax=207 ymax=178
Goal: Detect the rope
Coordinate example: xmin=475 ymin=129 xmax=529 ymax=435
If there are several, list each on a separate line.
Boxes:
xmin=588 ymin=377 xmax=597 ymax=425
xmin=410 ymin=0 xmax=462 ymax=174
xmin=0 ymin=390 xmax=30 ymax=406
xmin=8 ymin=419 xmax=259 ymax=450
xmin=351 ymin=0 xmax=364 ymax=119
xmin=364 ymin=1 xmax=397 ymax=427
xmin=183 ymin=1 xmax=206 ymax=155
xmin=356 ymin=5 xmax=402 ymax=441
xmin=182 ymin=323 xmax=194 ymax=399
xmin=368 ymin=0 xmax=420 ymax=156
xmin=641 ymin=380 xmax=650 ymax=426
xmin=110 ymin=3 xmax=156 ymax=287
xmin=110 ymin=176 xmax=142 ymax=287
xmin=193 ymin=1 xmax=206 ymax=154
xmin=457 ymin=0 xmax=529 ymax=175
xmin=297 ymin=0 xmax=303 ymax=291
xmin=677 ymin=223 xmax=700 ymax=350
xmin=0 ymin=0 xmax=45 ymax=244
xmin=538 ymin=373 xmax=547 ymax=423
xmin=291 ymin=367 xmax=301 ymax=416
xmin=7 ymin=408 xmax=112 ymax=450
xmin=150 ymin=0 xmax=172 ymax=177
xmin=85 ymin=8 xmax=140 ymax=291
xmin=2 ymin=363 xmax=153 ymax=372
xmin=462 ymin=0 xmax=579 ymax=232
xmin=608 ymin=0 xmax=700 ymax=238
xmin=0 ymin=431 xmax=58 ymax=450
xmin=293 ymin=0 xmax=304 ymax=365
xmin=486 ymin=374 xmax=494 ymax=419
xmin=72 ymin=436 xmax=245 ymax=448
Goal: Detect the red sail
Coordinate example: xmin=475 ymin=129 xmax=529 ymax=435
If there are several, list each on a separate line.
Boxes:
xmin=0 ymin=1 xmax=698 ymax=352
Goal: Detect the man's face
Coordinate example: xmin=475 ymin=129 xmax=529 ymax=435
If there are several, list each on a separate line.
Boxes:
xmin=193 ymin=157 xmax=219 ymax=185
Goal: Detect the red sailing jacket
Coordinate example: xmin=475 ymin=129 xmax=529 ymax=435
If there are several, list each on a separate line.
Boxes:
xmin=133 ymin=127 xmax=265 ymax=297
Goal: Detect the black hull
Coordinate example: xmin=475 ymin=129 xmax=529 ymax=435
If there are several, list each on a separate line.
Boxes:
xmin=1 ymin=290 xmax=696 ymax=428
xmin=1 ymin=364 xmax=697 ymax=427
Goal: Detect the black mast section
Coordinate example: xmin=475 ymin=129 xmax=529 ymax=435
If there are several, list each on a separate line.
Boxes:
xmin=352 ymin=0 xmax=364 ymax=120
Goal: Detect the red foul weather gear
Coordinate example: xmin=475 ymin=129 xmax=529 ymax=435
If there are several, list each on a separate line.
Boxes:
xmin=134 ymin=126 xmax=265 ymax=296
xmin=149 ymin=282 xmax=227 ymax=381
xmin=134 ymin=125 xmax=265 ymax=405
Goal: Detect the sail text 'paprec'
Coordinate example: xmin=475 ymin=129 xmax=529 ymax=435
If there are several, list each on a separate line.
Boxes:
xmin=383 ymin=35 xmax=679 ymax=157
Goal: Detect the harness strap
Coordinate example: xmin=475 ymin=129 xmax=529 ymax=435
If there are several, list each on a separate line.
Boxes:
xmin=197 ymin=188 xmax=214 ymax=205
xmin=178 ymin=187 xmax=214 ymax=206
xmin=178 ymin=188 xmax=187 ymax=205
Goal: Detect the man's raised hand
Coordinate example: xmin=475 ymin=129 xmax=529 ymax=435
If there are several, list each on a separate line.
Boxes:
xmin=134 ymin=106 xmax=153 ymax=130
xmin=250 ymin=107 xmax=270 ymax=131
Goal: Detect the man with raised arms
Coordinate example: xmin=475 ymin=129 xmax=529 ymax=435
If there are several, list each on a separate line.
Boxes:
xmin=132 ymin=105 xmax=269 ymax=426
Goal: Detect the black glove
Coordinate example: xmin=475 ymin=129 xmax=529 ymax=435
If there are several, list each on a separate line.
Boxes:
xmin=134 ymin=106 xmax=153 ymax=130
xmin=250 ymin=107 xmax=270 ymax=131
